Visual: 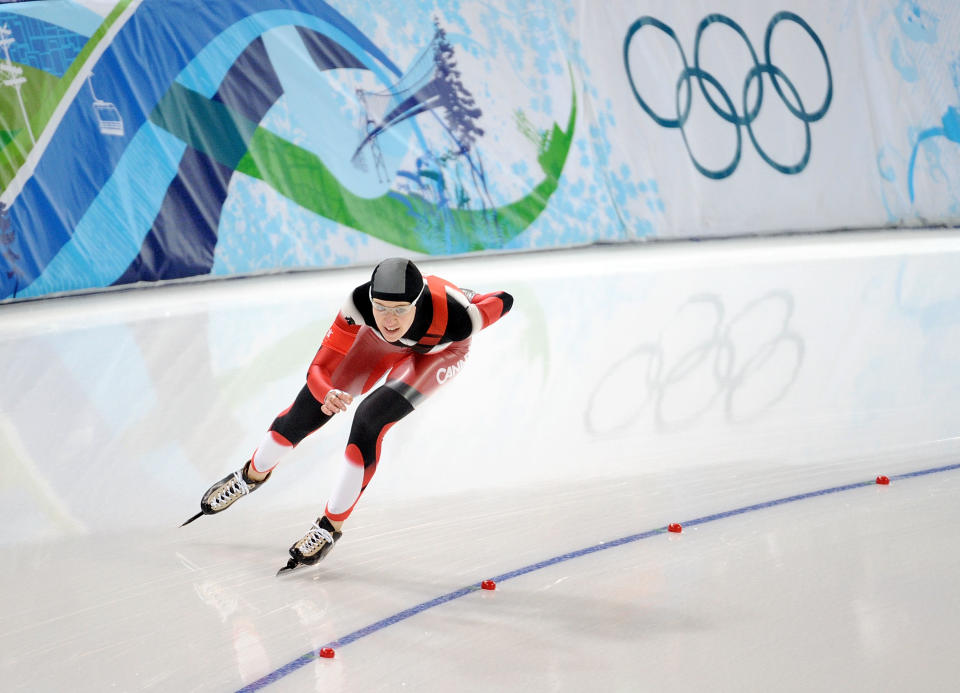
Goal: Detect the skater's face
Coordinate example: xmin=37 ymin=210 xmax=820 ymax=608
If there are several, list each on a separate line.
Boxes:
xmin=372 ymin=299 xmax=416 ymax=341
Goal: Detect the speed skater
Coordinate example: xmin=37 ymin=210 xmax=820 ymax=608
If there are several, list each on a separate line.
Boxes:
xmin=183 ymin=257 xmax=513 ymax=574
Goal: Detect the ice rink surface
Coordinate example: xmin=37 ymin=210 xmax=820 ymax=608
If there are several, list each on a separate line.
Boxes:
xmin=2 ymin=233 xmax=960 ymax=691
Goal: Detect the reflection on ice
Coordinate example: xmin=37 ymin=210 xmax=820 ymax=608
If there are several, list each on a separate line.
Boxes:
xmin=2 ymin=234 xmax=960 ymax=690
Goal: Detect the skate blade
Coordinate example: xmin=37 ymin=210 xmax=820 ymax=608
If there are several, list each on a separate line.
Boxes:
xmin=276 ymin=561 xmax=299 ymax=576
xmin=180 ymin=511 xmax=204 ymax=527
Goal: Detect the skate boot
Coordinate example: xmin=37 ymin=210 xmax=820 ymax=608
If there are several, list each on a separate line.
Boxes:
xmin=277 ymin=516 xmax=342 ymax=575
xmin=181 ymin=460 xmax=271 ymax=526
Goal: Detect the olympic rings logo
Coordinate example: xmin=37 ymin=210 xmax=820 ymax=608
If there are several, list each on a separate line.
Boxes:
xmin=623 ymin=12 xmax=833 ymax=179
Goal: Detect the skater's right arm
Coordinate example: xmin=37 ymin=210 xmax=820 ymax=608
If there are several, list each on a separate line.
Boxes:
xmin=306 ymin=312 xmax=360 ymax=412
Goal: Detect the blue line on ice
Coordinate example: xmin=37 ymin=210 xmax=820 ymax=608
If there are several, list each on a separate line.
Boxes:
xmin=237 ymin=461 xmax=960 ymax=691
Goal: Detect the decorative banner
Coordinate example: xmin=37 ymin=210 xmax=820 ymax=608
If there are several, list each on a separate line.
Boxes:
xmin=1 ymin=0 xmax=959 ymax=300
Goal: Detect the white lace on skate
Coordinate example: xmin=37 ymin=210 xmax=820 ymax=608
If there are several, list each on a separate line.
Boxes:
xmin=210 ymin=470 xmax=250 ymax=510
xmin=295 ymin=522 xmax=335 ymax=557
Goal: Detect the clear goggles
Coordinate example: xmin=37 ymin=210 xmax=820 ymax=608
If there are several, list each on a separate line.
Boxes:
xmin=369 ymin=281 xmax=424 ymax=316
xmin=372 ymin=301 xmax=414 ymax=316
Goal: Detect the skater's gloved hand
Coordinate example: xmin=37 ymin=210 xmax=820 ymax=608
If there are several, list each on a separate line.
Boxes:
xmin=322 ymin=388 xmax=353 ymax=416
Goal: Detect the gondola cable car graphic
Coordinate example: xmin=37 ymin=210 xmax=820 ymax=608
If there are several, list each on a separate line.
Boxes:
xmin=87 ymin=72 xmax=124 ymax=137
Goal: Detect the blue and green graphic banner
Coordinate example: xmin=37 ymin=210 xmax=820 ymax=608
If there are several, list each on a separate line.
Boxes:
xmin=1 ymin=0 xmax=960 ymax=300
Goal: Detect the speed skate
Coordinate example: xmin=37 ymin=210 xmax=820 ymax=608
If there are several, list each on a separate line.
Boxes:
xmin=276 ymin=516 xmax=343 ymax=575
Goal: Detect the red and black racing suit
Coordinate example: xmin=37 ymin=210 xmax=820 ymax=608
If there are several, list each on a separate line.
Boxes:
xmin=249 ymin=275 xmax=512 ymax=520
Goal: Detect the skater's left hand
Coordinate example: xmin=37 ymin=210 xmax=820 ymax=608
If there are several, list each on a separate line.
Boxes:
xmin=322 ymin=388 xmax=353 ymax=416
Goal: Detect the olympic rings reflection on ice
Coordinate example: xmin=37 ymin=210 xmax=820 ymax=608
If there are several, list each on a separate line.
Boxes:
xmin=623 ymin=12 xmax=833 ymax=178
xmin=584 ymin=291 xmax=804 ymax=436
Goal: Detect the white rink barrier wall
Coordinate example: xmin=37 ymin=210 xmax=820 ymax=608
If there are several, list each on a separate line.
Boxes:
xmin=2 ymin=1 xmax=960 ymax=299
xmin=3 ymin=231 xmax=960 ymax=544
